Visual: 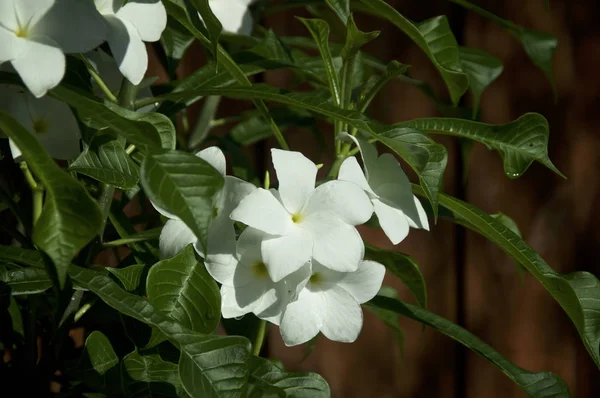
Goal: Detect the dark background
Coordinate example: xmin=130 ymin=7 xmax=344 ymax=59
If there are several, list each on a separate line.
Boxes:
xmin=167 ymin=0 xmax=600 ymax=396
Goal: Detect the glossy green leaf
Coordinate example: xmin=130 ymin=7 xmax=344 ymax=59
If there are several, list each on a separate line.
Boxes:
xmin=140 ymin=150 xmax=224 ymax=252
xmin=70 ymin=135 xmax=140 ymax=190
xmin=365 ymin=286 xmax=405 ymax=359
xmin=369 ymin=296 xmax=571 ymax=397
xmin=231 ymin=108 xmax=316 ymax=146
xmin=102 ymin=227 xmax=162 ymax=248
xmin=364 ymin=245 xmax=427 ymax=308
xmin=68 ymin=265 xmax=251 ymax=397
xmin=459 ymin=47 xmax=503 ymax=118
xmin=189 ymin=0 xmax=222 ymax=58
xmin=325 ymin=0 xmax=350 ymax=25
xmin=414 ymin=185 xmax=600 ymax=369
xmin=397 ymin=113 xmax=564 ymax=179
xmin=298 ymin=18 xmax=342 ymax=105
xmin=0 ymin=265 xmax=51 ymax=295
xmin=357 ymin=60 xmax=410 ymax=112
xmin=0 ymin=245 xmax=44 ymax=267
xmin=145 ymin=327 xmax=168 ymax=349
xmin=246 ymin=356 xmax=330 ymax=398
xmin=123 ymin=350 xmax=180 ymax=389
xmin=0 ymin=111 xmax=102 ymax=288
xmin=161 ymin=16 xmax=196 ymax=77
xmin=450 ymin=0 xmax=558 ymax=95
xmin=106 ymin=264 xmax=145 ymax=292
xmin=491 ymin=213 xmax=522 ymax=238
xmin=50 ymin=86 xmax=163 ymax=151
xmin=85 ymin=331 xmax=119 ymax=375
xmin=146 ymin=245 xmax=221 ymax=333
xmin=153 ymin=85 xmax=446 ymax=216
xmin=356 ymin=0 xmax=468 ymax=105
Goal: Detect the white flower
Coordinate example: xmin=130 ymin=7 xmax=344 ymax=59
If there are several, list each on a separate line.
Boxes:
xmin=94 ymin=0 xmax=167 ymax=85
xmin=207 ymin=0 xmax=256 ymax=35
xmin=0 ymin=84 xmax=80 ymax=160
xmin=230 ymin=149 xmax=373 ymax=282
xmin=0 ymin=0 xmax=108 ymax=97
xmin=339 ymin=134 xmax=429 ymax=244
xmin=206 ymin=227 xmax=305 ymax=325
xmin=156 ymin=146 xmax=256 ymax=259
xmin=279 ymin=259 xmax=385 ymax=346
xmin=85 ymin=49 xmax=154 ymax=111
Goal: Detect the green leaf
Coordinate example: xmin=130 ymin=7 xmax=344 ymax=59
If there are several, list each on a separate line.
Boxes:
xmin=85 ymin=331 xmax=119 ymax=376
xmin=189 ymin=0 xmax=222 ymax=59
xmin=50 ymin=86 xmax=164 ymax=151
xmin=450 ymin=0 xmax=558 ymax=95
xmin=397 ymin=113 xmax=564 ymax=178
xmin=364 ymin=245 xmax=427 ymax=308
xmin=103 ymin=227 xmax=162 ymax=248
xmin=341 ymin=14 xmax=379 ymax=61
xmin=491 ymin=213 xmax=522 ymax=238
xmin=123 ymin=350 xmax=180 ymax=389
xmin=146 ymin=245 xmax=221 ymax=334
xmin=231 ymin=108 xmax=316 ymax=146
xmin=368 ymin=296 xmax=571 ymax=397
xmin=413 ymin=185 xmax=600 ymax=369
xmin=106 ymin=264 xmax=145 ymax=292
xmin=70 ymin=134 xmax=140 ymax=190
xmin=246 ymin=355 xmax=330 ymax=398
xmin=140 ymin=150 xmax=224 ymax=252
xmin=68 ymin=265 xmax=251 ymax=397
xmin=356 ymin=0 xmax=468 ymax=105
xmin=325 ymin=0 xmax=350 ymax=25
xmin=145 ymin=327 xmax=168 ymax=349
xmin=8 ymin=296 xmax=23 ymax=336
xmin=153 ymin=85 xmax=447 ymax=217
xmin=0 ymin=265 xmax=51 ymax=295
xmin=365 ymin=286 xmax=405 ymax=359
xmin=160 ymin=16 xmax=196 ymax=78
xmin=298 ymin=18 xmax=342 ymax=106
xmin=458 ymin=47 xmax=503 ymax=118
xmin=0 ymin=111 xmax=103 ymax=288
xmin=0 ymin=245 xmax=44 ymax=267
xmin=179 ymin=335 xmax=251 ymax=398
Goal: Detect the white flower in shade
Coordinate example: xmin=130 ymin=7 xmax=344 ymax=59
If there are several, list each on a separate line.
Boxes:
xmin=85 ymin=49 xmax=154 ymax=111
xmin=206 ymin=227 xmax=306 ymax=324
xmin=94 ymin=0 xmax=167 ymax=85
xmin=338 ymin=134 xmax=429 ymax=245
xmin=0 ymin=84 xmax=80 ymax=160
xmin=207 ymin=0 xmax=256 ymax=35
xmin=230 ymin=149 xmax=373 ymax=282
xmin=279 ymin=259 xmax=385 ymax=346
xmin=0 ymin=0 xmax=108 ymax=97
xmin=156 ymin=146 xmax=256 ymax=259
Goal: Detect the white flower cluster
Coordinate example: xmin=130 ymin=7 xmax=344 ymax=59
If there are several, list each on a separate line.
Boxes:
xmin=156 ymin=144 xmax=428 ymax=346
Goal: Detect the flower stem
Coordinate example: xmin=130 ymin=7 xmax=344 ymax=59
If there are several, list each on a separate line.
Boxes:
xmin=20 ymin=161 xmax=43 ymax=226
xmin=188 ymin=96 xmax=222 ymax=149
xmin=252 ymin=319 xmax=268 ymax=356
xmin=79 ymin=55 xmax=118 ymax=103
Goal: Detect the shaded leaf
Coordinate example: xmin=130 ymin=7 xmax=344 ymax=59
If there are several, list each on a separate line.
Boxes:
xmin=123 ymin=350 xmax=180 ymax=389
xmin=365 ymin=286 xmax=405 ymax=359
xmin=0 ymin=265 xmax=51 ymax=295
xmin=161 ymin=16 xmax=196 ymax=78
xmin=0 ymin=245 xmax=44 ymax=267
xmin=85 ymin=331 xmax=119 ymax=376
xmin=106 ymin=264 xmax=145 ymax=292
xmin=325 ymin=0 xmax=350 ymax=25
xmin=459 ymin=47 xmax=503 ymax=118
xmin=189 ymin=0 xmax=222 ymax=59
xmin=0 ymin=111 xmax=102 ymax=287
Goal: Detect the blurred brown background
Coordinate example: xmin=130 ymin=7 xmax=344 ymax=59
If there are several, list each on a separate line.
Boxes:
xmin=165 ymin=0 xmax=600 ymax=396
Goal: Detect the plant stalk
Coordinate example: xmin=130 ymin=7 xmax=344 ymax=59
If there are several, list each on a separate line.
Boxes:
xmin=252 ymin=320 xmax=268 ymax=356
xmin=20 ymin=162 xmax=44 ymax=226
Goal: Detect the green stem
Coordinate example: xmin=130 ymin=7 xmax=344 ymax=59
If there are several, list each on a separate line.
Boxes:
xmin=252 ymin=320 xmax=267 ymax=356
xmin=79 ymin=55 xmax=118 ymax=102
xmin=326 ymin=155 xmax=347 ymax=179
xmin=20 ymin=162 xmax=44 ymax=226
xmin=188 ymin=96 xmax=222 ymax=149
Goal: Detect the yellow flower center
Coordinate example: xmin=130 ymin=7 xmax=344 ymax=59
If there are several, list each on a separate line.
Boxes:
xmin=251 ymin=261 xmax=269 ymax=279
xmin=291 ymin=213 xmax=303 ymax=224
xmin=15 ymin=28 xmax=27 ymax=38
xmin=32 ymin=118 xmax=49 ymax=134
xmin=309 ymin=272 xmax=323 ymax=286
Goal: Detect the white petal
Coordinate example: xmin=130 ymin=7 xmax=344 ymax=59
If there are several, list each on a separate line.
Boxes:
xmin=338 ymin=156 xmax=376 ymax=196
xmin=33 ymin=0 xmax=108 ymax=53
xmin=230 ymin=188 xmax=293 ymax=235
xmin=303 ymin=180 xmax=373 ymax=226
xmin=302 ymin=213 xmax=363 ymax=272
xmin=14 ymin=0 xmax=53 ymax=29
xmin=271 ymin=149 xmax=317 ymax=214
xmin=196 ymin=146 xmax=226 ymax=176
xmin=236 ymin=227 xmax=267 ymax=265
xmin=95 ymin=0 xmax=123 ymax=15
xmin=336 ymin=260 xmax=386 ymax=304
xmin=105 ymin=15 xmax=147 ymax=85
xmin=221 ymin=284 xmax=260 ymax=318
xmin=11 ymin=36 xmax=65 ymax=97
xmin=321 ymin=286 xmax=363 ymax=343
xmin=208 ymin=1 xmax=253 ymax=35
xmin=339 ymin=133 xmax=378 ymax=181
xmin=254 ymin=287 xmax=285 ymax=325
xmin=280 ymin=289 xmax=324 ymax=346
xmin=159 ymin=219 xmax=197 ymax=259
xmin=205 ymin=217 xmax=238 ymax=284
xmin=373 ymin=198 xmax=410 ymax=245
xmin=0 ymin=29 xmax=23 ymax=63
xmin=220 ymin=176 xmax=256 ymax=218
xmin=261 ymin=228 xmax=313 ymax=282
xmin=406 ymin=196 xmax=430 ymax=230
xmin=0 ymin=0 xmax=20 ymax=31
xmin=117 ymin=0 xmax=167 ymax=42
